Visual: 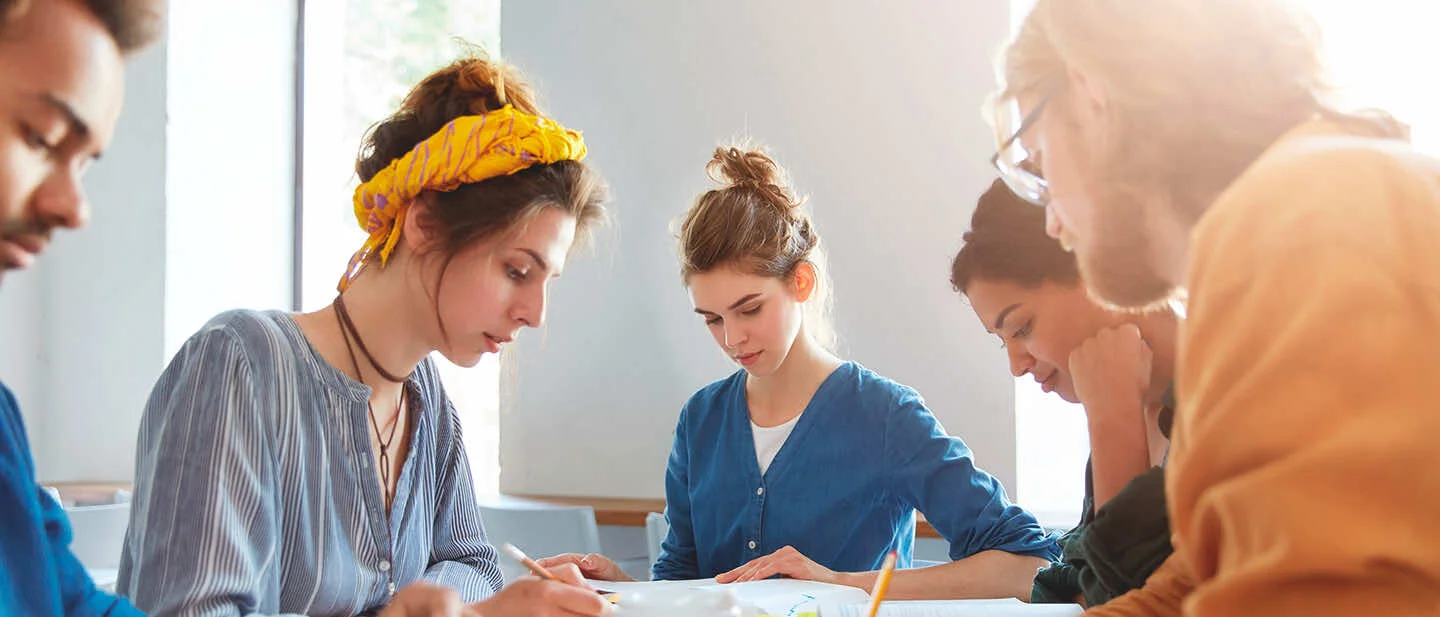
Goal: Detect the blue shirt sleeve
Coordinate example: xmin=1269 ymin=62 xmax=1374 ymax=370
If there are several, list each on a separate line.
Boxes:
xmin=884 ymin=388 xmax=1060 ymax=562
xmin=652 ymin=405 xmax=700 ymax=581
xmin=421 ymin=402 xmax=504 ymax=598
xmin=0 ymin=383 xmax=144 ymax=617
xmin=116 ymin=327 xmax=293 ymax=617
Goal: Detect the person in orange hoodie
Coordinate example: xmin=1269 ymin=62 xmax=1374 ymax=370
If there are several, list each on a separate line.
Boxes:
xmin=985 ymin=0 xmax=1440 ymax=615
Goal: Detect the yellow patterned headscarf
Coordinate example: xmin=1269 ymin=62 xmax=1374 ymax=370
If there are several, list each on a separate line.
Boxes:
xmin=339 ymin=104 xmax=587 ymax=291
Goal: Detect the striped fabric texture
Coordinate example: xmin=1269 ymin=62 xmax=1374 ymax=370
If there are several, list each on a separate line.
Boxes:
xmin=117 ymin=310 xmax=502 ymax=617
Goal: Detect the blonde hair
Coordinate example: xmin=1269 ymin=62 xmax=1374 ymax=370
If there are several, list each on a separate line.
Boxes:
xmin=677 ymin=144 xmax=837 ymax=352
xmin=995 ymin=0 xmax=1406 ymax=221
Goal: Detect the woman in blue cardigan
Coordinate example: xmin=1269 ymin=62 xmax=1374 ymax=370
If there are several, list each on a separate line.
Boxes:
xmin=541 ymin=145 xmax=1057 ymax=600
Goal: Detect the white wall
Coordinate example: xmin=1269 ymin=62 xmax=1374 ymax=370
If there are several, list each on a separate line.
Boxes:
xmin=500 ymin=2 xmax=1017 ymax=499
xmin=5 ymin=2 xmax=297 ymax=483
xmin=0 ymin=266 xmax=42 ymax=434
xmin=34 ymin=43 xmax=169 ymax=482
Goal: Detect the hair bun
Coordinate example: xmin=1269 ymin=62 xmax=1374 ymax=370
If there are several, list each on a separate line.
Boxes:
xmin=706 ymin=145 xmax=803 ymax=212
xmin=357 ymin=47 xmax=541 ymax=182
xmin=433 ymin=54 xmax=538 ymax=117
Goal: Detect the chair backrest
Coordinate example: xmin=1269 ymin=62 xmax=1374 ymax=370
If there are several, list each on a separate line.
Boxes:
xmin=65 ymin=503 xmax=131 ymax=570
xmin=478 ymin=502 xmax=602 ymax=584
xmin=45 ymin=486 xmax=132 ymax=571
xmin=644 ymin=511 xmax=669 ymax=580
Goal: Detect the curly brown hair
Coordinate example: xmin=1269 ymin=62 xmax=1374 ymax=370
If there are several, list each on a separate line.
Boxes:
xmin=354 ymin=51 xmax=608 ymax=333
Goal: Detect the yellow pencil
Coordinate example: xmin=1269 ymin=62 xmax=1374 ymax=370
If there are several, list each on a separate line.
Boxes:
xmin=500 ymin=543 xmax=562 ymax=583
xmin=863 ymin=551 xmax=898 ymax=617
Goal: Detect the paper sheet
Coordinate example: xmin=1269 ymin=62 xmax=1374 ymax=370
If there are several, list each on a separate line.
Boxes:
xmin=588 ymin=578 xmax=870 ymax=616
xmin=826 ymin=599 xmax=1083 ymax=617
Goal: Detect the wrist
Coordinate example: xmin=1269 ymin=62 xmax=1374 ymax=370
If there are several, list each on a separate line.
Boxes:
xmin=836 ymin=570 xmax=874 ymax=591
xmin=1083 ymin=394 xmax=1145 ymax=427
xmin=469 ymin=598 xmax=490 ymax=617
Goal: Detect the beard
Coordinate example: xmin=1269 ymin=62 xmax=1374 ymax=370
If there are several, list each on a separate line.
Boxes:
xmin=0 ymin=216 xmax=51 ymax=283
xmin=1075 ymin=184 xmax=1184 ymax=313
xmin=1057 ymin=89 xmax=1287 ymax=313
xmin=0 ymin=215 xmax=48 ymax=241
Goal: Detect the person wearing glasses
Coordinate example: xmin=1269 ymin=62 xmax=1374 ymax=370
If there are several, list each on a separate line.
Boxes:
xmin=952 ymin=179 xmax=1178 ymax=607
xmin=991 ymin=1 xmax=1440 ymax=615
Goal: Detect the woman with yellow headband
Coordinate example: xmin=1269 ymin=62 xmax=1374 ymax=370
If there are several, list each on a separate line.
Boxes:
xmin=117 ymin=55 xmax=609 ymax=617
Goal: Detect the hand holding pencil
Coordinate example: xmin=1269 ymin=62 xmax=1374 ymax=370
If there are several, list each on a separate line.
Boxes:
xmin=862 ymin=552 xmax=898 ymax=617
xmin=458 ymin=543 xmax=610 ymax=617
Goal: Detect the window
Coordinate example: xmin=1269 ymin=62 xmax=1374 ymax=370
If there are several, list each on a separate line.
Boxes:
xmin=300 ymin=0 xmax=502 ymax=494
xmin=1306 ymin=1 xmax=1439 ymax=154
xmin=1014 ymin=381 xmax=1088 ymax=528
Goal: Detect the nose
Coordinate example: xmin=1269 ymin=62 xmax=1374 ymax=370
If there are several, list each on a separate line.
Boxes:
xmin=723 ymin=321 xmax=746 ymax=349
xmin=1006 ymin=343 xmax=1035 ymax=378
xmin=515 ymin=281 xmax=549 ymax=328
xmin=33 ymin=169 xmax=90 ymax=232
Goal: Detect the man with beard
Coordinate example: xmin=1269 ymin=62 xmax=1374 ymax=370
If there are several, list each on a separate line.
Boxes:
xmin=0 ymin=1 xmax=160 ymax=615
xmin=987 ymin=0 xmax=1440 ymax=615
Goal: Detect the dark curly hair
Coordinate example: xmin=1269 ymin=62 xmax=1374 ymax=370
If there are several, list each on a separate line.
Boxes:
xmin=950 ymin=178 xmax=1079 ymax=293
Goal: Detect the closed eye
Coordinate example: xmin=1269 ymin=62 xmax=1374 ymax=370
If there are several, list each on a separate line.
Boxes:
xmin=739 ymin=304 xmax=761 ymax=317
xmin=1005 ymin=319 xmax=1034 ymax=346
xmin=21 ymin=124 xmax=54 ymax=152
xmin=997 ymin=318 xmax=1033 ymax=349
xmin=704 ymin=316 xmax=722 ymax=326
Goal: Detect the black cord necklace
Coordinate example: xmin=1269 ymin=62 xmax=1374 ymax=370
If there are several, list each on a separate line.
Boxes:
xmin=332 ymin=297 xmax=407 ymax=600
xmin=334 ymin=295 xmax=412 ymax=384
xmin=333 ymin=298 xmax=407 ymax=507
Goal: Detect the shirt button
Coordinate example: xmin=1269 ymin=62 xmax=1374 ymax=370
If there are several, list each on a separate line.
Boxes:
xmin=379 ymin=560 xmax=391 ymax=572
xmin=756 ymin=487 xmax=764 ymax=496
xmin=748 ymin=540 xmax=757 ymax=550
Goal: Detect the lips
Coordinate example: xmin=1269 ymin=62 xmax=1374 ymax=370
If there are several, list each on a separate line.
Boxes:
xmin=1039 ymin=371 xmax=1058 ymax=393
xmin=734 ymin=351 xmax=762 ymax=367
xmin=0 ymin=236 xmax=43 ymax=269
xmin=482 ymin=333 xmax=514 ymax=354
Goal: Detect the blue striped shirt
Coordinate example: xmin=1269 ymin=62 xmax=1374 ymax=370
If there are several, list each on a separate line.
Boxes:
xmin=117 ymin=310 xmax=502 ymax=617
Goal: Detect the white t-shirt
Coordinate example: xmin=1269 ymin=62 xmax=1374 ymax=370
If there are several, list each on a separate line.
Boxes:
xmin=751 ymin=413 xmax=803 ymax=475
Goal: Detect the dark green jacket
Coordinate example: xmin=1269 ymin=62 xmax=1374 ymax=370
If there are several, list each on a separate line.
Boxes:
xmin=1031 ymin=391 xmax=1175 ymax=606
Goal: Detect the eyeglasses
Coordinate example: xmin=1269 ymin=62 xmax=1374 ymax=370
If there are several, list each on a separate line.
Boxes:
xmin=989 ymin=90 xmax=1055 ymax=207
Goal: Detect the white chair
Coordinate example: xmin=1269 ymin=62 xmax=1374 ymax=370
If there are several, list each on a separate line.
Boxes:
xmin=644 ymin=511 xmax=669 ymax=579
xmin=478 ymin=499 xmax=602 ymax=584
xmin=45 ymin=485 xmax=132 ymax=592
xmin=65 ymin=502 xmax=131 ymax=570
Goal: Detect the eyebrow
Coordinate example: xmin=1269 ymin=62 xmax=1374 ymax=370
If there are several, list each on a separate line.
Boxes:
xmin=693 ymin=293 xmax=763 ymax=316
xmin=41 ymin=93 xmax=96 ymax=154
xmin=993 ymin=303 xmax=1023 ymax=331
xmin=519 ymin=248 xmax=551 ymax=274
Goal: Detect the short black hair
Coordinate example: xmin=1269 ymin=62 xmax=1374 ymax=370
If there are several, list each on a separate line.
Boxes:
xmin=950 ymin=178 xmax=1080 ymax=293
xmin=1 ymin=0 xmax=163 ymax=53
